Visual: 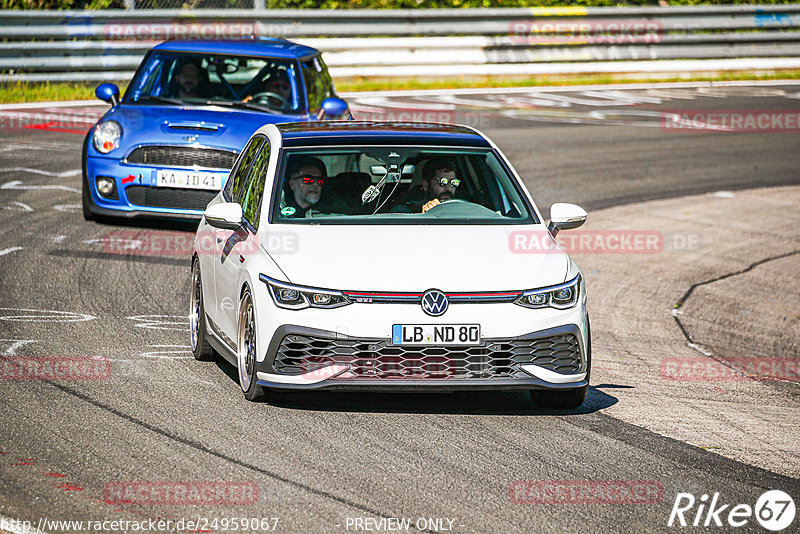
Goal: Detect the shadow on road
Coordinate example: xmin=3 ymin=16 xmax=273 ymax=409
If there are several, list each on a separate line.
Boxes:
xmin=213 ymin=358 xmax=623 ymax=416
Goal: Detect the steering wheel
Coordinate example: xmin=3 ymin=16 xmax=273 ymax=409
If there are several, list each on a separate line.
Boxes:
xmin=250 ymin=91 xmax=289 ymax=108
xmin=424 ymin=198 xmax=501 ymax=218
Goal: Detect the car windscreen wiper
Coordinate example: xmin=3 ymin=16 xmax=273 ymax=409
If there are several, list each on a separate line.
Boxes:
xmin=135 ymin=95 xmax=186 ymax=106
xmin=203 ymin=100 xmax=279 ymax=115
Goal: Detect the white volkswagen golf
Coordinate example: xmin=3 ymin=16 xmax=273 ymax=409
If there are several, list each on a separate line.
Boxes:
xmin=191 ymin=122 xmax=590 ymax=408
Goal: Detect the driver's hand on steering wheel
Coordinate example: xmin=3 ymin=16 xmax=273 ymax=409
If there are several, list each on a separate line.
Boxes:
xmin=242 ymin=95 xmax=254 ymax=103
xmin=422 ymin=199 xmax=441 ymax=213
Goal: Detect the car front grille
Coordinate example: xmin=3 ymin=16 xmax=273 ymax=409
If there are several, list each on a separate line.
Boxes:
xmin=272 ymin=333 xmax=582 ymax=380
xmin=126 ymin=146 xmax=237 ymax=170
xmin=125 ymin=186 xmax=217 ymax=211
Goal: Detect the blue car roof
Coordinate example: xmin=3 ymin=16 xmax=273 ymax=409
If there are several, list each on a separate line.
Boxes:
xmin=153 ymin=39 xmax=319 ymax=60
xmin=277 ymin=122 xmax=491 ymax=148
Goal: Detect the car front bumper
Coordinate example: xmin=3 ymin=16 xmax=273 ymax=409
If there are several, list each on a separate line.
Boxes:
xmin=85 ymin=156 xmax=223 ymax=219
xmin=254 ymin=322 xmax=589 ymax=392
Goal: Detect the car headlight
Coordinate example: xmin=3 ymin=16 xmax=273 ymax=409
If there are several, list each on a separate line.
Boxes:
xmin=92 ymin=121 xmax=122 ymax=153
xmin=515 ymin=274 xmax=581 ymax=310
xmin=259 ymin=274 xmax=351 ymax=310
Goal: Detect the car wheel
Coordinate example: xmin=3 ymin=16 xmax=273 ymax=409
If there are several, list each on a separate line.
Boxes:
xmin=237 ymin=288 xmax=265 ymax=402
xmin=530 ymin=384 xmax=588 ymax=410
xmin=190 ymin=259 xmax=214 ymax=361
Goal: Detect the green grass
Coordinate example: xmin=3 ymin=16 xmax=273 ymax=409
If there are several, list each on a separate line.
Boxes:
xmin=2 ymin=70 xmax=799 ymax=104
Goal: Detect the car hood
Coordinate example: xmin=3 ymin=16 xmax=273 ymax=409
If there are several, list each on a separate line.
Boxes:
xmin=99 ymin=104 xmax=307 ymax=155
xmin=266 ymin=225 xmax=569 ymax=292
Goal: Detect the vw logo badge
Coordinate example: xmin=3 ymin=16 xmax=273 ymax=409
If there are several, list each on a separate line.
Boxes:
xmin=421 ymin=289 xmax=449 ymax=317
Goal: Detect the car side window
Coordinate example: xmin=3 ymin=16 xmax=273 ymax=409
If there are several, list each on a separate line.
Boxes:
xmin=240 ymin=138 xmax=271 ymax=230
xmin=301 ymin=56 xmax=334 ymax=114
xmin=225 ymin=136 xmax=265 ymax=202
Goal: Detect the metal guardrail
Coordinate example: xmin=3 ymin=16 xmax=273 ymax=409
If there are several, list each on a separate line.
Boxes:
xmin=2 ymin=6 xmax=800 ymax=82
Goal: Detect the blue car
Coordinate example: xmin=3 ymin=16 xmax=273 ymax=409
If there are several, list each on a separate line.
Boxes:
xmin=82 ymin=38 xmax=350 ymax=221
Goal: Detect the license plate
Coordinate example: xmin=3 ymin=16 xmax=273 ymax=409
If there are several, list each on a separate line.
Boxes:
xmin=156 ymin=170 xmax=224 ymax=190
xmin=391 ymin=324 xmax=481 ymax=346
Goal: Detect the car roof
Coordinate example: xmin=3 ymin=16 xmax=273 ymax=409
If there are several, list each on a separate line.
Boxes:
xmin=153 ymin=39 xmax=319 ymax=60
xmin=274 ymin=121 xmax=492 ymax=148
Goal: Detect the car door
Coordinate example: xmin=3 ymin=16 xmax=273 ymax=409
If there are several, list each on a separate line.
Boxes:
xmin=208 ymin=135 xmax=264 ymax=342
xmin=214 ymin=136 xmax=271 ymax=346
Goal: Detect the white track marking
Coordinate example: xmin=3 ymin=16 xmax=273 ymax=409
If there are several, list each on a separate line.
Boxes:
xmin=0 ymin=339 xmax=38 ymax=356
xmin=340 ymin=79 xmax=800 ymax=98
xmin=139 ymin=345 xmax=193 ymax=359
xmin=126 ymin=315 xmax=189 ymax=331
xmin=83 ymin=236 xmax=142 ymax=250
xmin=1 ymin=180 xmax=79 ymax=193
xmin=0 ymin=168 xmax=81 ymax=178
xmin=0 ymin=99 xmax=106 ymax=110
xmin=0 ymin=308 xmax=96 ymax=323
xmin=22 ymin=233 xmax=67 ymax=243
xmin=1 ymin=201 xmax=33 ymax=212
xmin=0 ymin=246 xmax=23 ymax=257
xmin=53 ymin=204 xmax=81 ymax=213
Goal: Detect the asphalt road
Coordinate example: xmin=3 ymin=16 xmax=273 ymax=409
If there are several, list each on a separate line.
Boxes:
xmin=0 ymin=82 xmax=798 ymax=534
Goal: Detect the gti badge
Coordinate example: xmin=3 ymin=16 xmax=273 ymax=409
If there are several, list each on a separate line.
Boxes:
xmin=421 ymin=289 xmax=448 ymax=317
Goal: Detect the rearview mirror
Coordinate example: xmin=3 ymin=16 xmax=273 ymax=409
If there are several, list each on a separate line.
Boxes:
xmin=95 ymin=83 xmax=120 ymax=107
xmin=204 ymin=202 xmax=244 ymax=230
xmin=548 ymin=203 xmax=587 ymax=237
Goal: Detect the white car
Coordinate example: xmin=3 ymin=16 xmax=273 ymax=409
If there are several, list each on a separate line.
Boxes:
xmin=190 ymin=122 xmax=590 ymax=408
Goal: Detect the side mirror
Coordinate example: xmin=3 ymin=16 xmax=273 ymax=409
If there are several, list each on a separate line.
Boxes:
xmin=204 ymin=202 xmax=244 ymax=230
xmin=548 ymin=203 xmax=587 ymax=237
xmin=95 ymin=83 xmax=120 ymax=107
xmin=319 ymin=97 xmax=351 ymax=120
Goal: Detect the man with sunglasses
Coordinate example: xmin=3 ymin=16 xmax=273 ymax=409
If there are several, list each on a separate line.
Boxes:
xmin=393 ymin=158 xmax=461 ymax=213
xmin=282 ymin=156 xmax=346 ymax=218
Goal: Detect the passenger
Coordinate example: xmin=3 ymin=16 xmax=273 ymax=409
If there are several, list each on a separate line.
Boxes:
xmin=282 ymin=156 xmax=346 ymax=218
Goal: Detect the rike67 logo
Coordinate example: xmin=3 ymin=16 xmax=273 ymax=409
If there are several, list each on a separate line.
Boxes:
xmin=668 ymin=490 xmax=796 ymax=531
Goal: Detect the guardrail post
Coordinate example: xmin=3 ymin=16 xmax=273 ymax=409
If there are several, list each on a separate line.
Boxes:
xmin=254 ymin=0 xmax=265 ymax=11
xmin=124 ymin=0 xmax=135 ymax=10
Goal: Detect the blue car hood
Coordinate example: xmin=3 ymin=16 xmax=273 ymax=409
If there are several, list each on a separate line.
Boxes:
xmin=98 ymin=104 xmax=308 ymax=156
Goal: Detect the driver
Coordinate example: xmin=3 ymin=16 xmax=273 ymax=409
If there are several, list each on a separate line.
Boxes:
xmin=393 ymin=158 xmax=461 ymax=213
xmin=244 ymin=69 xmax=293 ymax=108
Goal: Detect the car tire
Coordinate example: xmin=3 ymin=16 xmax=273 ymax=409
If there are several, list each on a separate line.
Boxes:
xmin=190 ymin=259 xmax=214 ymax=361
xmin=530 ymin=384 xmax=588 ymax=410
xmin=530 ymin=318 xmax=591 ymax=409
xmin=237 ymin=287 xmax=266 ymax=402
xmin=81 ymin=134 xmax=94 ymax=221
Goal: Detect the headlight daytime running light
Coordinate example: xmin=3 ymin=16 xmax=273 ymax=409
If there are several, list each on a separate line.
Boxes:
xmin=259 ymin=274 xmax=351 ymax=310
xmin=515 ymin=274 xmax=581 ymax=310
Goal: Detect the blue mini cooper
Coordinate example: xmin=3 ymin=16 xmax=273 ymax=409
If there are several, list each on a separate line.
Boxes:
xmin=82 ymin=38 xmax=350 ymax=221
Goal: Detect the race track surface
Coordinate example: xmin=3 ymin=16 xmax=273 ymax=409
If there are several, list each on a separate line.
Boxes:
xmin=0 ymin=82 xmax=798 ymax=533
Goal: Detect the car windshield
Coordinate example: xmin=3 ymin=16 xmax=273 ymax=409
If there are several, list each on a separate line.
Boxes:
xmin=125 ymin=51 xmax=303 ymax=114
xmin=273 ymin=147 xmax=536 ymax=224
